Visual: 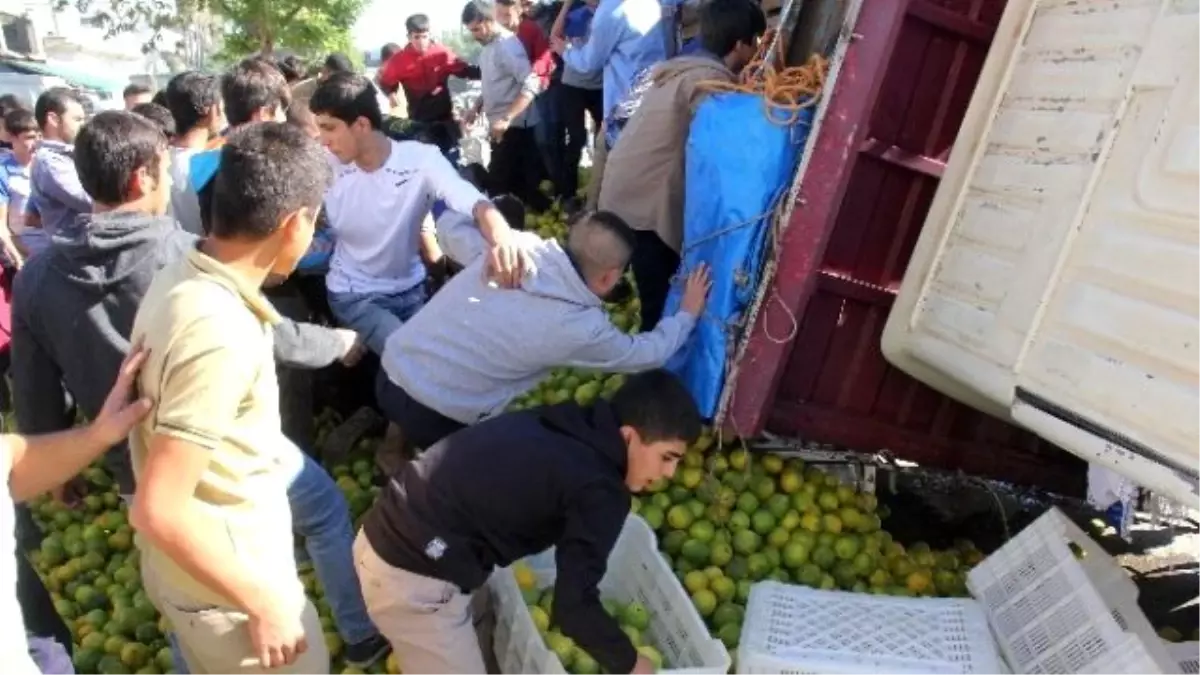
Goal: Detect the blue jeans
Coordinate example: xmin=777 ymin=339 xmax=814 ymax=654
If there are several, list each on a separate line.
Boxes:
xmin=328 ymin=283 xmax=427 ymax=356
xmin=167 ymin=453 xmax=378 ymax=673
xmin=286 ymin=452 xmax=377 ymax=644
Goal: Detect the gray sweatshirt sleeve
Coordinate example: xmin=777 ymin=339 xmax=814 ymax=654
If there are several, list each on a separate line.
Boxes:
xmin=271 ymin=318 xmax=345 ymax=370
xmin=562 ymin=309 xmax=697 ymax=372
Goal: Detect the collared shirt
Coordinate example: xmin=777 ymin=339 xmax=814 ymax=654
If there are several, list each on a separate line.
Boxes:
xmin=129 ymin=246 xmax=302 ymax=608
xmin=561 ymin=0 xmax=667 ymax=115
xmin=0 ymin=152 xmax=33 ymax=236
xmin=479 ymin=27 xmax=542 ymax=128
xmin=29 ymin=140 xmax=91 ymax=238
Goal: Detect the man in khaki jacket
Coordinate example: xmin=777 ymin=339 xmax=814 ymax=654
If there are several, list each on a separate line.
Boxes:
xmin=597 ymin=0 xmax=765 ymax=329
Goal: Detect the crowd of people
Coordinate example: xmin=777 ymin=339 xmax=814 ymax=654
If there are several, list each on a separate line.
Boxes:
xmin=0 ymin=0 xmax=770 ymax=673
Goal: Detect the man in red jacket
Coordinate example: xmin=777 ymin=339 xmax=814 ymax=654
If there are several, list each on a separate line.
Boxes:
xmin=377 ymin=14 xmax=481 ymax=156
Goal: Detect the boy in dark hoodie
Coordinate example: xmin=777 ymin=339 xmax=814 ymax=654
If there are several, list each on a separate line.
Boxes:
xmin=10 ymin=111 xmax=390 ymax=668
xmin=356 ymin=368 xmax=701 ymax=674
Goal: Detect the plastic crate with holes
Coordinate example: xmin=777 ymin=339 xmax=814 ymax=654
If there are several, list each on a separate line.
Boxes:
xmin=737 ymin=581 xmax=1007 ymax=673
xmin=490 ymin=514 xmax=731 ymax=674
xmin=968 ymin=507 xmax=1176 ymax=673
xmin=736 ymin=507 xmax=1179 ymax=674
xmin=1165 ymin=641 xmax=1199 ymax=674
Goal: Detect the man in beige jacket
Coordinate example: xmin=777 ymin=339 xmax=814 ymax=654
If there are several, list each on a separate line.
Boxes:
xmin=597 ymin=0 xmax=765 ymax=329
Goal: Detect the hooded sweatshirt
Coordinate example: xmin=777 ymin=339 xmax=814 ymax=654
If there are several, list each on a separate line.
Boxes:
xmin=362 ymin=401 xmax=638 ymax=674
xmin=599 ymin=53 xmax=735 ymax=253
xmin=380 ymin=234 xmax=697 ymax=425
xmin=10 ymin=212 xmax=346 ymax=491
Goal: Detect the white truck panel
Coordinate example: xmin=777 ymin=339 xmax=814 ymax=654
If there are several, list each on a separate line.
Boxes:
xmin=882 ymin=0 xmax=1199 ymax=502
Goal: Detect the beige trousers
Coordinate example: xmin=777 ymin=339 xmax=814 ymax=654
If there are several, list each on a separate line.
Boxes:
xmin=143 ymin=564 xmax=329 ymax=674
xmin=354 ymin=532 xmax=494 ymax=674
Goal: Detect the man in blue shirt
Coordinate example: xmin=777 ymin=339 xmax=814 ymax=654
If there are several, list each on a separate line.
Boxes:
xmin=550 ymin=0 xmax=667 ymax=119
xmin=552 ymin=0 xmax=604 ymax=203
xmin=550 ymin=0 xmax=668 ymax=208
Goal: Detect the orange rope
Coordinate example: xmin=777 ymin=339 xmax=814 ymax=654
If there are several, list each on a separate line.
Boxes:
xmin=697 ymin=29 xmax=829 ymax=125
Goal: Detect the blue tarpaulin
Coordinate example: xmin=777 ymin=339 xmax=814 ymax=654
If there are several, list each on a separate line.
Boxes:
xmin=663 ymin=93 xmax=814 ymax=418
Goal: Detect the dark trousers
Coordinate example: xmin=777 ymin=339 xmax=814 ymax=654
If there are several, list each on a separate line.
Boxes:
xmin=631 ymin=229 xmax=681 ymax=331
xmin=489 ymin=125 xmax=551 ymax=212
xmin=534 ymin=83 xmax=566 ymax=198
xmin=559 ymin=84 xmax=603 ymax=198
xmin=374 ymin=371 xmax=465 ymax=452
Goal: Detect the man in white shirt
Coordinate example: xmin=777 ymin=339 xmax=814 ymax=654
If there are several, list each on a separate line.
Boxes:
xmin=309 ymin=72 xmax=527 ymax=355
xmin=2 ymin=345 xmax=150 ymax=674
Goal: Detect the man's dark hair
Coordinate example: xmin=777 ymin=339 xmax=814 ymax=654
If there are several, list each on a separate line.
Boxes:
xmin=165 ymin=71 xmax=221 ymax=133
xmin=34 ymin=87 xmax=82 ymax=129
xmin=700 ymin=0 xmax=766 ymax=56
xmin=221 ymin=57 xmax=291 ymax=127
xmin=277 ymin=55 xmax=307 ymax=83
xmin=123 ymin=82 xmax=151 ymax=99
xmin=209 ymin=122 xmax=333 ymax=240
xmin=493 ymin=194 xmax=525 ymax=229
xmin=380 ymin=42 xmax=402 ymax=62
xmin=462 ymin=1 xmax=493 ymax=25
xmin=151 ymin=90 xmax=168 ymax=107
xmin=74 ymin=110 xmax=166 ymax=205
xmin=4 ymin=108 xmax=36 ymax=135
xmin=324 ymin=52 xmax=354 ymax=74
xmin=0 ymin=93 xmax=24 ymax=118
xmin=611 ymin=370 xmax=703 ymax=444
xmin=406 ymin=13 xmax=430 ymax=33
xmin=458 ymin=162 xmax=489 ymax=190
xmin=131 ymin=102 xmax=177 ymax=138
xmin=309 ymin=72 xmax=382 ymax=130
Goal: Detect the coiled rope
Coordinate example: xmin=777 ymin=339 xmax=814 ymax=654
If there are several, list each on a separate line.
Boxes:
xmin=696 ymin=28 xmax=829 ymax=125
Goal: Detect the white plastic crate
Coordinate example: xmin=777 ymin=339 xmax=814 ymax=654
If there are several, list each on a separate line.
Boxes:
xmin=737 ymin=581 xmax=1006 ymax=674
xmin=967 ymin=507 xmax=1177 ymax=674
xmin=1165 ymin=641 xmax=1199 ymax=674
xmin=490 ymin=514 xmax=731 ymax=674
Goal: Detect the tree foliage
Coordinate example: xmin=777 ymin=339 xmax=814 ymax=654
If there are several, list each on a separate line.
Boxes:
xmin=62 ymin=0 xmax=367 ymax=61
xmin=437 ymin=28 xmax=482 ymax=64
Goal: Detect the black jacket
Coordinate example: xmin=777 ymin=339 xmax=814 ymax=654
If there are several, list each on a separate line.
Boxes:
xmin=363 ymin=402 xmax=637 ymax=674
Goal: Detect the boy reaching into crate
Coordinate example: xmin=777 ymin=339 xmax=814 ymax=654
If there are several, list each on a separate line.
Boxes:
xmin=355 ymin=369 xmax=702 ymax=673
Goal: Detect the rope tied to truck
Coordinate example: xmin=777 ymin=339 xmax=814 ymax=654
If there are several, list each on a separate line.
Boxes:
xmin=666 ymin=24 xmax=830 ymax=454
xmin=695 ymin=31 xmax=828 ymax=126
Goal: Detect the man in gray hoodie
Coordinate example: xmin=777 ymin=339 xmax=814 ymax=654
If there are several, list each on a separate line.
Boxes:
xmin=11 ymin=111 xmax=392 ymax=669
xmin=378 ymin=208 xmax=710 ymax=451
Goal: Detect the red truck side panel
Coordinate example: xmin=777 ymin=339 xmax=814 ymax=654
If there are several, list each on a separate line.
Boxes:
xmin=726 ymin=0 xmax=1085 ymax=494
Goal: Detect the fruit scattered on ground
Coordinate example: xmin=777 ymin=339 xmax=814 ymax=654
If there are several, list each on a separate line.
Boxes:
xmin=632 ymin=445 xmax=982 ymax=653
xmin=28 ymin=449 xmax=393 ymax=675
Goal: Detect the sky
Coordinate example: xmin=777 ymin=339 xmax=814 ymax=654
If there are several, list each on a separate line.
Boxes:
xmin=353 ymin=0 xmax=465 ymax=54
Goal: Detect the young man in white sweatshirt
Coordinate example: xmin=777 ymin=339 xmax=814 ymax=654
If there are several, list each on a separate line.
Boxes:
xmin=378 ymin=208 xmax=710 ymax=451
xmin=309 ymin=72 xmax=528 ymax=355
